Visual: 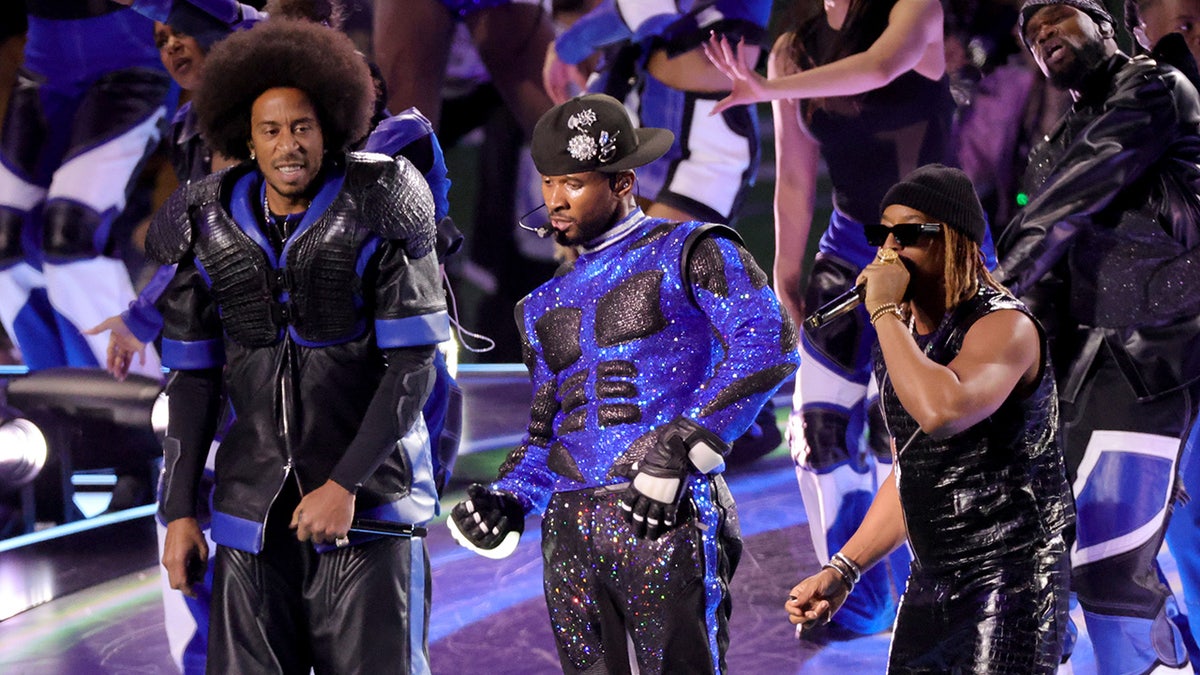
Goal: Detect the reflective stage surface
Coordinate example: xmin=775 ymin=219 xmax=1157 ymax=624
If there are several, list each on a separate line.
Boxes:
xmin=0 ymin=369 xmax=1170 ymax=674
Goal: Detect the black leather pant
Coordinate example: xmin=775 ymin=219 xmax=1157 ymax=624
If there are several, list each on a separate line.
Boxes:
xmin=888 ymin=535 xmax=1070 ymax=674
xmin=208 ymin=487 xmax=430 ymax=674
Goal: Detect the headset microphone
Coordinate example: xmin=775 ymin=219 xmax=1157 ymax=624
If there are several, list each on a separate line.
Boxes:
xmin=517 ymin=204 xmax=554 ymax=238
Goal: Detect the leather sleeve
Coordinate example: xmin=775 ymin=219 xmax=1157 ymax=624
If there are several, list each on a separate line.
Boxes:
xmin=329 ymin=345 xmax=436 ymax=492
xmin=157 ymin=259 xmax=226 ymax=370
xmin=346 ymin=152 xmax=437 ymax=259
xmin=997 ymin=59 xmax=1190 ymax=296
xmin=159 ymin=367 xmax=223 ymax=522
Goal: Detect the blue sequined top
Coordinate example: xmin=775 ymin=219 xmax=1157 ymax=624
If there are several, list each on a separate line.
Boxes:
xmin=493 ymin=209 xmax=798 ymax=513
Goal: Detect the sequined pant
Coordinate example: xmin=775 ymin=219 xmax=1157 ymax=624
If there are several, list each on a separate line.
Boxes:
xmin=888 ymin=535 xmax=1070 ymax=674
xmin=540 ymin=478 xmax=740 ymax=675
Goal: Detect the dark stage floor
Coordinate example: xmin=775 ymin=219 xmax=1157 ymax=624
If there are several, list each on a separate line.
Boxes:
xmin=0 ymin=368 xmax=1160 ymax=674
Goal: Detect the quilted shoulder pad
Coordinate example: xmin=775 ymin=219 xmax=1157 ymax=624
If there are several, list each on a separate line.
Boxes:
xmin=145 ymin=170 xmax=226 ymax=264
xmin=346 ymin=151 xmax=437 ymax=259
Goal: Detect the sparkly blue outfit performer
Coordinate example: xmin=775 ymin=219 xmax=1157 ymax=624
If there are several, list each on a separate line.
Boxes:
xmin=449 ymin=94 xmax=798 ymax=674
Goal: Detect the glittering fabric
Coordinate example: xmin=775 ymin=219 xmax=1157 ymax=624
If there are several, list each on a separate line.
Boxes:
xmin=494 ymin=212 xmax=798 ymax=508
xmin=698 ymin=363 xmax=796 ymax=418
xmin=536 ymin=307 xmax=584 ymax=373
xmin=874 ymin=284 xmax=1074 ymax=670
xmin=594 ymin=271 xmax=667 ymax=347
xmin=688 ymin=237 xmax=730 ymax=298
xmin=998 ymin=53 xmax=1200 ymax=398
xmin=492 ymin=210 xmax=796 ymax=673
xmin=737 ymin=246 xmax=769 ymax=291
xmin=548 ymin=442 xmax=586 ymax=484
xmin=540 ymin=477 xmax=740 ymax=675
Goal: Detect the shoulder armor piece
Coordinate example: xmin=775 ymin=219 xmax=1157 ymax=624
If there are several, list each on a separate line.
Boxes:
xmin=145 ymin=169 xmax=233 ymax=264
xmin=681 ymin=223 xmax=743 ymax=307
xmin=345 ymin=151 xmax=436 ymax=258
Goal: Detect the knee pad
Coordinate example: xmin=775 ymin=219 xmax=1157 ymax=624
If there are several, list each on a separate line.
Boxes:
xmin=42 ymin=200 xmax=101 ymax=261
xmin=800 ymin=409 xmax=864 ymax=472
xmin=0 ymin=208 xmax=25 ymax=267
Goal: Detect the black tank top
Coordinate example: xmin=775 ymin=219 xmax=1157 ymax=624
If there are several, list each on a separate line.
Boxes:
xmin=874 ymin=286 xmax=1074 ymax=572
xmin=800 ymin=20 xmax=956 ymax=225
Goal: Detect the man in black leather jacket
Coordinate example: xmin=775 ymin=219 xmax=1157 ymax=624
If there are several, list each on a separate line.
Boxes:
xmin=147 ymin=20 xmax=448 ymax=673
xmin=1001 ymin=0 xmax=1200 ymax=670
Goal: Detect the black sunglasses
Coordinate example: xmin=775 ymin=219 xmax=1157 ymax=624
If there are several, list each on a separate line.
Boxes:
xmin=863 ymin=222 xmax=941 ymax=247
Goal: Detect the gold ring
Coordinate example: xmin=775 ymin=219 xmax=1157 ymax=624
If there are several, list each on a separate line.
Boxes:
xmin=875 ymin=249 xmax=899 ymax=264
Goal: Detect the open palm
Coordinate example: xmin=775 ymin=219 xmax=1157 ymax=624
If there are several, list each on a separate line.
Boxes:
xmin=703 ymin=33 xmax=767 ymax=115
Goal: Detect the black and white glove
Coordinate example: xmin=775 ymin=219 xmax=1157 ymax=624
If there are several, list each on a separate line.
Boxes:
xmin=448 ymin=484 xmax=525 ymax=559
xmin=620 ymin=417 xmax=727 ymax=540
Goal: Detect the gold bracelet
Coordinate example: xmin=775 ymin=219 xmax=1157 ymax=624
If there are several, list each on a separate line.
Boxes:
xmin=869 ymin=303 xmax=902 ymax=325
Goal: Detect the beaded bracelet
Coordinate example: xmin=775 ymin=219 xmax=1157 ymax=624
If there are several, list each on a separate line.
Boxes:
xmin=869 ymin=302 xmax=903 ymax=326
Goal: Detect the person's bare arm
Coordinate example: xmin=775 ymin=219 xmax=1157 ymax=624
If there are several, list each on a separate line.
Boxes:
xmin=162 ymin=517 xmax=208 ymax=598
xmin=785 ymin=467 xmax=907 ymax=628
xmin=860 ymin=259 xmax=1041 ymax=438
xmin=706 ymin=0 xmax=945 ymax=113
xmin=769 ymin=33 xmax=821 ymax=328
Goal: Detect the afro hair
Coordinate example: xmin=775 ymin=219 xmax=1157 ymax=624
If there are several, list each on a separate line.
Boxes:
xmin=266 ymin=0 xmax=347 ymax=29
xmin=194 ymin=18 xmax=373 ymax=161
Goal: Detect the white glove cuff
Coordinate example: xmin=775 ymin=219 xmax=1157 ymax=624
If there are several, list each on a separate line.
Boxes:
xmin=688 ymin=442 xmax=726 ymax=474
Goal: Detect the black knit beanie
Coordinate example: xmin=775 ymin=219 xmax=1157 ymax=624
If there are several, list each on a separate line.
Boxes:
xmin=880 ymin=164 xmax=987 ymax=244
xmin=1018 ymin=0 xmax=1115 ymax=48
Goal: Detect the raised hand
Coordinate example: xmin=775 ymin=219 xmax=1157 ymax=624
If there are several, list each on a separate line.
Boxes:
xmin=543 ymin=44 xmax=588 ymax=105
xmin=703 ymin=33 xmax=767 ymax=115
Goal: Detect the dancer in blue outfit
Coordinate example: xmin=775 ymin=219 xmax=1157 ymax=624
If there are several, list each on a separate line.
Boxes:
xmin=449 ymin=94 xmax=798 ymax=674
xmin=0 ymin=2 xmax=170 ymax=375
xmin=543 ymin=0 xmax=772 ymax=226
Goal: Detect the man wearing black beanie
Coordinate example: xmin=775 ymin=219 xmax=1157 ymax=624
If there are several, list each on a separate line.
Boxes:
xmin=999 ymin=0 xmax=1200 ymax=670
xmin=787 ymin=163 xmax=1075 ymax=672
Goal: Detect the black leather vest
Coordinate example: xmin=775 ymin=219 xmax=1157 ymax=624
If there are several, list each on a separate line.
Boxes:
xmin=875 ymin=285 xmax=1075 ymax=572
xmin=147 ymin=152 xmax=436 ymax=348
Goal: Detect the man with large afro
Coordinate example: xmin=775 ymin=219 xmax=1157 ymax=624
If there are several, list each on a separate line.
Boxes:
xmin=148 ymin=17 xmax=450 ymax=674
xmin=194 ymin=17 xmax=373 ymax=164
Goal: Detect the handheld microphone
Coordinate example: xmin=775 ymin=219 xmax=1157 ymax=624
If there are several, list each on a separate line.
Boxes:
xmin=517 ymin=204 xmax=554 ymax=238
xmin=804 ymin=284 xmax=864 ymax=331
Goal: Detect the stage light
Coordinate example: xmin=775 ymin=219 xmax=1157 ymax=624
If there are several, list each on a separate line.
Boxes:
xmin=0 ymin=418 xmax=47 ymax=489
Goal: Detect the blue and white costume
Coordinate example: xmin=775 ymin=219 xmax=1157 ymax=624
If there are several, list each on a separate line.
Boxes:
xmin=493 ymin=208 xmax=798 ymax=673
xmin=556 ymin=0 xmax=770 ymax=224
xmin=0 ymin=3 xmax=170 ymax=374
xmin=998 ymin=42 xmax=1200 ymax=673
